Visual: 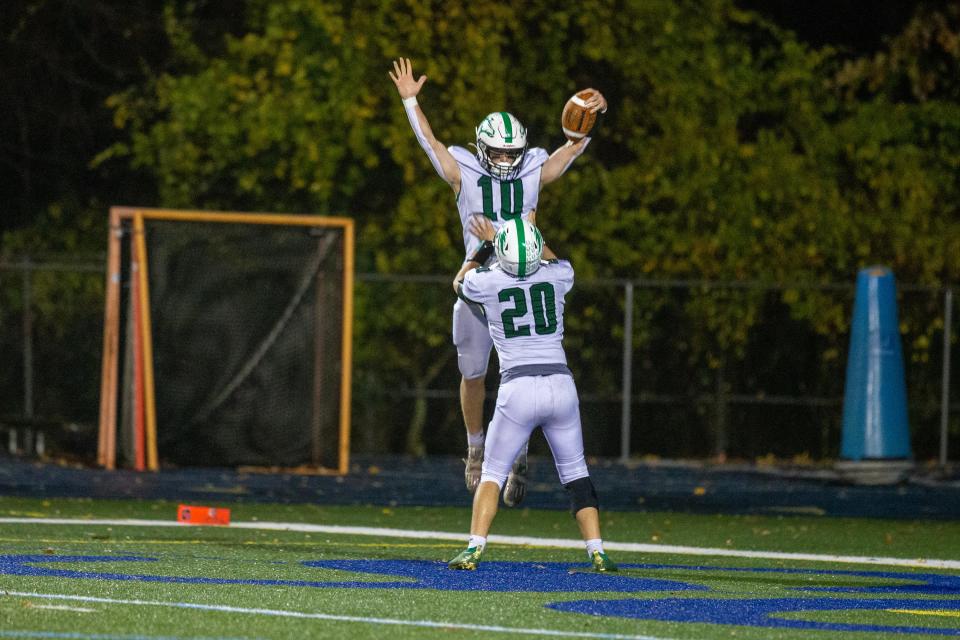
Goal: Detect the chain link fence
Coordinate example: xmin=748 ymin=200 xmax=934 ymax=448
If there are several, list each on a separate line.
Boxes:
xmin=1 ymin=256 xmax=957 ymax=464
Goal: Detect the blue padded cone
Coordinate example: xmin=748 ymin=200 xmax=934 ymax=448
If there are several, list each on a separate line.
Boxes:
xmin=840 ymin=267 xmax=912 ymax=460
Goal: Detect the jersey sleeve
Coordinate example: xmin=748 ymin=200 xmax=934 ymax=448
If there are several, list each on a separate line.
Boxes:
xmin=551 ymin=260 xmax=575 ymax=295
xmin=518 ymin=147 xmax=548 ymax=178
xmin=449 ymin=146 xmax=480 ymax=172
xmin=459 ymin=268 xmax=488 ymax=306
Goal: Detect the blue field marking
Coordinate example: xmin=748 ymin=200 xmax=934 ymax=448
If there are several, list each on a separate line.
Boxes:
xmin=6 ymin=555 xmax=957 ymax=596
xmin=548 ymin=564 xmax=960 ymax=635
xmin=0 ymin=555 xmax=698 ymax=593
xmin=304 ymin=559 xmax=704 ymax=593
xmin=638 ymin=563 xmax=960 ymax=595
xmin=5 ymin=555 xmax=960 ymax=635
xmin=0 ymin=555 xmax=414 ymax=589
xmin=548 ymin=597 xmax=960 ymax=635
xmin=1 ymin=556 xmax=155 ymax=573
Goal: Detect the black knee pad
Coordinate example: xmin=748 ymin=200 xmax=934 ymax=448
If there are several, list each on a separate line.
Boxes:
xmin=564 ymin=477 xmax=599 ymax=516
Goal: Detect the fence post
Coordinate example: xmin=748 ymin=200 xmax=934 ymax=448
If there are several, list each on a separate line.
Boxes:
xmin=941 ymin=287 xmax=953 ymax=467
xmin=21 ymin=257 xmax=36 ymax=455
xmin=22 ymin=257 xmax=34 ymax=420
xmin=620 ymin=281 xmax=634 ymax=462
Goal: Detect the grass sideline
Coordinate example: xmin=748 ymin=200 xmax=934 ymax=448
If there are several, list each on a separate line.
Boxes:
xmin=0 ymin=497 xmax=959 ymax=639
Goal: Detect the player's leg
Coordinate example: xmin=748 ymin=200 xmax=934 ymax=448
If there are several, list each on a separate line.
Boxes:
xmin=472 ymin=381 xmax=537 ymax=536
xmin=453 ymin=299 xmax=493 ymax=492
xmin=503 ymin=441 xmax=528 ymax=507
xmin=449 ymin=379 xmax=536 ymax=569
xmin=563 ymin=478 xmax=615 ymax=571
xmin=453 ymin=300 xmax=529 ymax=500
xmin=460 ymin=375 xmax=486 ymax=491
xmin=540 ymin=374 xmax=618 ymax=572
xmin=499 ymin=369 xmax=528 ymax=507
xmin=447 ymin=478 xmax=498 ymax=570
xmin=460 ymin=375 xmax=485 ymax=438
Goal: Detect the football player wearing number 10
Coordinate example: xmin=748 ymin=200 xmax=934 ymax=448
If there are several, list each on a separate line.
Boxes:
xmin=446 ymin=217 xmax=617 ymax=572
xmin=389 ymin=57 xmax=607 ymax=506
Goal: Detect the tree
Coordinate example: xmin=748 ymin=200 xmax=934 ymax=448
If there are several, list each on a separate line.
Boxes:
xmin=98 ymin=0 xmax=960 ymax=457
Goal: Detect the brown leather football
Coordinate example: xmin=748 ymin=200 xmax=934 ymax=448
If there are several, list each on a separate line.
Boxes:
xmin=561 ymin=90 xmax=598 ymax=141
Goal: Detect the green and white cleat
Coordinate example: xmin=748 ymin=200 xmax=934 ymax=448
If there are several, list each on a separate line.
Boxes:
xmin=464 ymin=445 xmax=483 ymax=493
xmin=591 ymin=551 xmax=618 ymax=573
xmin=448 ymin=546 xmax=484 ymax=570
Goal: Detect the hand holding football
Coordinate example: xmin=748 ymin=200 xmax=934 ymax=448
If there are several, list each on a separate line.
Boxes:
xmin=561 ymin=90 xmax=599 ymax=141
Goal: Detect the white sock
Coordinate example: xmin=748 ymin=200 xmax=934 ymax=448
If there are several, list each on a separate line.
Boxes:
xmin=585 ymin=538 xmax=604 ymax=558
xmin=467 ymin=431 xmax=485 ymax=448
xmin=468 ymin=535 xmax=487 ymax=550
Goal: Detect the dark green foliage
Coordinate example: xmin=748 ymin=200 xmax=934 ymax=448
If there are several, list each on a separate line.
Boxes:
xmin=6 ymin=0 xmax=960 ymax=459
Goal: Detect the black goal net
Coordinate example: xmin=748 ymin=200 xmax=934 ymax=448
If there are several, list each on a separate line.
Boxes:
xmin=118 ymin=216 xmax=349 ymax=470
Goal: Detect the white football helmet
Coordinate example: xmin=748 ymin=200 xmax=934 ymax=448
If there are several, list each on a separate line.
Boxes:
xmin=495 ymin=218 xmax=543 ymax=278
xmin=475 ymin=112 xmax=528 ymax=180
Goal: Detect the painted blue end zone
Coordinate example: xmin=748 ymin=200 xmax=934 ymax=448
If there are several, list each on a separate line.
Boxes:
xmin=549 ymin=597 xmax=960 ymax=635
xmin=305 ymin=559 xmax=704 ymax=593
xmin=5 ymin=555 xmax=960 ymax=636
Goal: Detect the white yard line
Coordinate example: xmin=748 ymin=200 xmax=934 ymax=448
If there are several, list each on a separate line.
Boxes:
xmin=0 ymin=517 xmax=958 ymax=570
xmin=3 ymin=591 xmax=671 ymax=640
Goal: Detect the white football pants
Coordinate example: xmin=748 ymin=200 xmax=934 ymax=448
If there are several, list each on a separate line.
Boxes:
xmin=452 ymin=298 xmax=494 ymax=379
xmin=480 ymin=373 xmax=589 ymax=487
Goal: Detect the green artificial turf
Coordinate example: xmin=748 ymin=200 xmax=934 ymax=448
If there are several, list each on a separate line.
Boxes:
xmin=0 ymin=497 xmax=958 ymax=639
xmin=3 ymin=496 xmax=960 ymax=560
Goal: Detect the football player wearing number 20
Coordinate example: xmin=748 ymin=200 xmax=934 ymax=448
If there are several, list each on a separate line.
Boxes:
xmin=446 ymin=217 xmax=617 ymax=572
xmin=388 ymin=57 xmax=607 ymax=507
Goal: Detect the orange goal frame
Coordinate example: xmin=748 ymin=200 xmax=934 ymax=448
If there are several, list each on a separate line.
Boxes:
xmin=97 ymin=207 xmax=355 ymax=473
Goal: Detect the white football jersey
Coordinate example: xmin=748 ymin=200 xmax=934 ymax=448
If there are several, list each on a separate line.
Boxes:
xmin=449 ymin=145 xmax=549 ymax=258
xmin=460 ymin=260 xmax=574 ymax=371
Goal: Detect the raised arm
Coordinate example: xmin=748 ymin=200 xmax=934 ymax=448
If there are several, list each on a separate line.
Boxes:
xmin=541 ymin=88 xmax=607 ymax=185
xmin=389 ymin=58 xmax=461 ymax=191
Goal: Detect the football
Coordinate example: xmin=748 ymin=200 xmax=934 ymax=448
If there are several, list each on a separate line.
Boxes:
xmin=561 ymin=90 xmax=598 ymax=141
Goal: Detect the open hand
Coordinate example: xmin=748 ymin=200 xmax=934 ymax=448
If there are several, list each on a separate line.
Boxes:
xmin=389 ymin=58 xmax=426 ymax=99
xmin=468 ymin=215 xmax=496 ymax=241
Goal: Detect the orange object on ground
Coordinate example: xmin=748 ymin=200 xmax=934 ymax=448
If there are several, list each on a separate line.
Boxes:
xmin=176 ymin=504 xmax=231 ymax=526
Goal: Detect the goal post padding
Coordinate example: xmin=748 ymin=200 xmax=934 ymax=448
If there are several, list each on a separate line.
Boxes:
xmin=98 ymin=208 xmax=354 ymax=473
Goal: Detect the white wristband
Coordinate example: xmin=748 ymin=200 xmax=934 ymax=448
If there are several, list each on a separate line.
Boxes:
xmin=402 ymin=96 xmax=418 ymax=108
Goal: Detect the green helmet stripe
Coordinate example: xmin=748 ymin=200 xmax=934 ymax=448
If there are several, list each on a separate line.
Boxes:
xmin=515 ymin=218 xmax=527 ymax=278
xmin=500 ymin=112 xmax=513 ymax=143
